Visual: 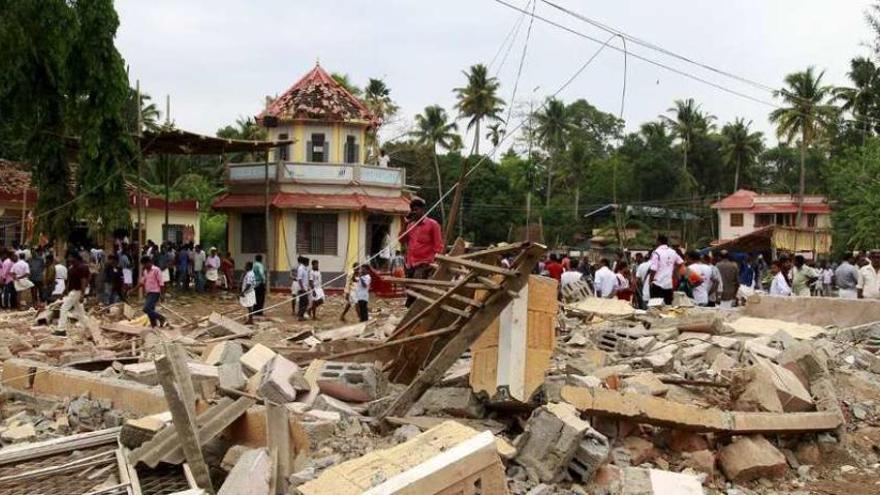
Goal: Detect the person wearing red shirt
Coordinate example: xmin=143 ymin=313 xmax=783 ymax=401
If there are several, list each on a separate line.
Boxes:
xmin=545 ymin=254 xmax=564 ymax=281
xmin=399 ymin=197 xmax=444 ymax=307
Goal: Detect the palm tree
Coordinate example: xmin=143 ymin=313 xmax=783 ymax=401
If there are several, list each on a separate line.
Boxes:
xmin=661 ymin=98 xmax=715 ymax=190
xmin=769 ymin=67 xmax=837 ymax=224
xmin=534 ymin=98 xmax=574 ymax=206
xmin=453 ymin=64 xmax=505 ymax=155
xmin=639 ymin=121 xmax=670 ymax=142
xmin=331 ymin=72 xmax=362 ymax=97
xmin=364 ymin=78 xmax=399 ymax=161
xmin=720 ymin=118 xmax=764 ymax=191
xmin=410 ymin=105 xmax=459 ymax=225
xmin=485 ymin=122 xmax=505 ymax=147
xmin=833 ymin=57 xmax=880 ymax=142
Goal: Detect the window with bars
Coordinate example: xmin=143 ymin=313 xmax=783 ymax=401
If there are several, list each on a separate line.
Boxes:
xmin=344 ymin=135 xmax=359 ymax=164
xmin=240 ymin=213 xmax=266 ymax=253
xmin=308 ymin=133 xmax=326 ymax=163
xmin=296 ymin=213 xmax=338 ymax=255
xmin=278 ymin=133 xmax=289 ymax=161
xmin=163 ymin=224 xmax=185 ymax=245
xmin=729 ymin=213 xmax=744 ymax=227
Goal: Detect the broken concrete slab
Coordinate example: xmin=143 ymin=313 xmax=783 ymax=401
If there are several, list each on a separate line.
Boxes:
xmin=1 ymin=423 xmax=35 ymax=443
xmin=298 ymin=421 xmax=508 ymax=495
xmin=218 ymin=362 xmax=247 ymax=391
xmin=122 ymin=361 xmax=219 ymax=387
xmin=718 ymin=435 xmax=787 ymax=482
xmin=312 ymin=394 xmax=364 ymax=417
xmin=623 ymin=374 xmax=669 ymax=397
xmin=412 ymin=387 xmax=485 ymax=419
xmin=240 ymin=344 xmax=277 ymax=376
xmin=515 ymin=402 xmax=590 ymax=483
xmin=753 ymin=357 xmax=814 ymax=412
xmin=257 ymin=355 xmax=302 ymax=403
xmin=208 ymin=311 xmax=253 ymax=337
xmin=620 ymin=467 xmax=705 ymax=495
xmin=217 ymin=447 xmax=272 ymax=495
xmin=204 ymin=341 xmax=244 ymax=366
xmin=119 ymin=411 xmax=172 ymax=449
xmin=561 ymin=386 xmax=842 ymax=434
xmin=315 ymin=361 xmax=386 ymax=403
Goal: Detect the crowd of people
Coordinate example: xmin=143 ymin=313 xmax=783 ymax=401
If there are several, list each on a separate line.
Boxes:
xmin=542 ymin=235 xmax=880 ymax=308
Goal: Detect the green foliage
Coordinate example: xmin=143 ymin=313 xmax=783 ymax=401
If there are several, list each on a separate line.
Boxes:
xmin=825 ymin=138 xmax=880 ymax=251
xmin=454 ymin=64 xmax=504 ymax=155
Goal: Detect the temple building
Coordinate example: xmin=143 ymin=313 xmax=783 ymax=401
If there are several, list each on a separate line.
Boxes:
xmin=213 ymin=63 xmax=410 ymax=286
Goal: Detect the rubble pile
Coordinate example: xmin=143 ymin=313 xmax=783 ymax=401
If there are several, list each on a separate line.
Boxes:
xmin=1 ymin=245 xmax=880 ymax=494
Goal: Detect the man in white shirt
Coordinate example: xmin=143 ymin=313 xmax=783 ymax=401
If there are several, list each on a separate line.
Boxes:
xmin=635 ymin=252 xmax=652 ymax=309
xmin=857 ymin=253 xmax=880 ymax=299
xmin=686 ymin=252 xmax=714 ymax=307
xmin=770 ymin=261 xmax=792 ymax=296
xmin=377 ymin=149 xmax=390 ymax=167
xmin=593 ymin=259 xmax=618 ymax=298
xmin=10 ymin=253 xmax=32 ymax=309
xmin=648 ymin=235 xmax=683 ymax=305
xmin=560 ymin=260 xmax=584 ymax=291
xmin=356 ymin=264 xmax=372 ymax=322
xmin=294 ymin=256 xmax=310 ymax=320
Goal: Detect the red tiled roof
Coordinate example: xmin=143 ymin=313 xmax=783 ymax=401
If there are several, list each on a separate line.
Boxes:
xmin=711 ymin=189 xmax=829 ymax=213
xmin=213 ymin=192 xmax=409 ymax=214
xmin=258 ymin=64 xmax=377 ymax=126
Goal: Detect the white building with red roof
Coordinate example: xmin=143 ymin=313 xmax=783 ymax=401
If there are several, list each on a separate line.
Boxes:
xmin=711 ymin=189 xmax=831 ymax=242
xmin=213 ymin=63 xmax=410 ymax=286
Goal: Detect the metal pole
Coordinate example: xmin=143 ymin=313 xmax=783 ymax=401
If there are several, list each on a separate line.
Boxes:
xmin=136 ymin=80 xmax=143 ymax=253
xmin=164 ymin=95 xmax=170 ymax=242
xmin=264 ymin=150 xmax=271 ymax=288
xmin=526 ymin=98 xmax=533 ymax=242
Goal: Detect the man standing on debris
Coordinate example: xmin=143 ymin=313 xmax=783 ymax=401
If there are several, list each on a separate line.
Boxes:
xmin=11 ymin=252 xmax=33 ymax=309
xmin=835 ymin=254 xmax=860 ymax=299
xmin=57 ymin=252 xmax=90 ymax=335
xmin=791 ymin=255 xmax=819 ymax=297
xmin=205 ymin=247 xmax=221 ymax=294
xmin=857 ymin=252 xmax=880 ymax=299
xmin=193 ymin=244 xmax=206 ymax=293
xmin=648 ymin=235 xmax=684 ymax=305
xmin=635 ymin=252 xmax=653 ymax=309
xmin=356 ymin=263 xmax=372 ymax=322
xmin=399 ymin=197 xmax=443 ymax=307
xmin=716 ymin=251 xmax=739 ymax=308
xmin=294 ymin=255 xmax=310 ymax=320
xmin=137 ymin=255 xmax=167 ymax=327
xmin=593 ymin=258 xmax=617 ymax=298
xmin=253 ymin=254 xmax=267 ymax=315
xmin=28 ymin=246 xmax=45 ymax=307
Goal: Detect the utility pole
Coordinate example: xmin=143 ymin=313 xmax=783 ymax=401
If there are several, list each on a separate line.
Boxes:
xmin=164 ymin=95 xmax=171 ymax=242
xmin=525 ymin=86 xmax=540 ymax=242
xmin=136 ymin=80 xmax=143 ymax=253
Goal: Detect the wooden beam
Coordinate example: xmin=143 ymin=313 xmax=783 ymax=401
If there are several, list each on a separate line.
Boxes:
xmin=379 ymin=244 xmax=545 ymax=420
xmin=382 ymin=277 xmax=496 ymax=291
xmin=322 ymin=326 xmax=460 ymax=362
xmin=266 ymin=403 xmax=291 ymax=495
xmin=155 ymin=344 xmax=215 ymax=494
xmin=435 ymin=254 xmax=518 ymax=277
xmin=388 ymin=272 xmax=475 ymax=340
xmin=458 ymin=241 xmax=528 ymax=259
xmin=411 ymin=284 xmax=485 ymax=307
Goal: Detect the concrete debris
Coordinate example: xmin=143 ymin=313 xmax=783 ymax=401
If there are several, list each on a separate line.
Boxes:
xmin=240 ymin=343 xmax=277 ymax=375
xmin=257 ymin=355 xmax=303 ymax=403
xmin=718 ymin=435 xmax=788 ymax=482
xmin=515 ymin=402 xmax=590 ymax=482
xmin=315 ymin=360 xmax=387 ymax=402
xmin=217 ymin=447 xmax=272 ymax=495
xmin=412 ymin=387 xmax=485 ymax=419
xmin=568 ymin=427 xmax=610 ymax=482
xmin=204 ymin=341 xmax=244 ymax=366
xmin=620 ymin=467 xmax=705 ymax=495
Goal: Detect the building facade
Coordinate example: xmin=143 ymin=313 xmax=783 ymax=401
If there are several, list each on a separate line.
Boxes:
xmin=0 ymin=159 xmax=200 ymax=247
xmin=711 ymin=189 xmax=831 ymax=241
xmin=213 ymin=63 xmax=410 ymax=287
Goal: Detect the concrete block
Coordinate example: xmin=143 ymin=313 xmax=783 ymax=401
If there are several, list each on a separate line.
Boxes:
xmin=217 ymin=447 xmax=272 ymax=495
xmin=621 ymin=467 xmax=704 ymax=495
xmin=754 ymin=357 xmax=814 ymax=412
xmin=204 ymin=341 xmax=244 ymax=366
xmin=1 ymin=423 xmax=36 ymax=443
xmin=258 ymin=355 xmax=301 ymax=403
xmin=568 ymin=427 xmax=610 ymax=482
xmin=315 ymin=361 xmax=386 ymax=403
xmin=414 ymin=387 xmax=485 ymax=419
xmin=219 ymin=362 xmax=247 ymax=391
xmin=515 ymin=402 xmax=590 ymax=482
xmin=312 ymin=394 xmax=364 ymax=417
xmin=221 ymin=445 xmax=254 ymax=472
xmin=641 ymin=352 xmax=674 ymax=373
xmin=623 ymin=374 xmax=669 ymax=397
xmin=122 ymin=361 xmax=219 ymax=387
xmin=240 ymin=343 xmax=277 ymax=376
xmin=718 ymin=435 xmax=787 ymax=482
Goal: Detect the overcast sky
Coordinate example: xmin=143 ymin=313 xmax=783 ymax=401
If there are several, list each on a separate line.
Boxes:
xmin=117 ymin=0 xmax=874 ymax=149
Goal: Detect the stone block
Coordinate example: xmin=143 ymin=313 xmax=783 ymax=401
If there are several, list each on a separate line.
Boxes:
xmin=755 ymin=357 xmax=814 ymax=412
xmin=623 ymin=374 xmax=669 ymax=397
xmin=218 ymin=362 xmax=247 ymax=391
xmin=718 ymin=435 xmax=787 ymax=482
xmin=568 ymin=427 xmax=610 ymax=482
xmin=204 ymin=341 xmax=244 ymax=366
xmin=239 ymin=343 xmax=276 ymax=375
xmin=257 ymin=355 xmax=301 ymax=403
xmin=710 ymin=353 xmax=737 ymax=374
xmin=1 ymin=423 xmax=35 ymax=443
xmin=414 ymin=387 xmax=485 ymax=419
xmin=515 ymin=402 xmax=590 ymax=482
xmin=641 ymin=352 xmax=674 ymax=373
xmin=315 ymin=361 xmax=386 ymax=403
xmin=217 ymin=447 xmax=271 ymax=495
xmin=620 ymin=467 xmax=704 ymax=495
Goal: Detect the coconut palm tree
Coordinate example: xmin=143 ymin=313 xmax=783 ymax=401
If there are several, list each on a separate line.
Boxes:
xmin=364 ymin=78 xmax=399 ymax=161
xmin=769 ymin=67 xmax=838 ymax=224
xmin=720 ymin=118 xmax=763 ymax=192
xmin=833 ymin=57 xmax=880 ymax=142
xmin=410 ymin=105 xmax=459 ymax=225
xmin=485 ymin=122 xmax=505 ymax=148
xmin=661 ymin=98 xmax=715 ymax=190
xmin=453 ymin=64 xmax=504 ymax=156
xmin=534 ymin=98 xmax=574 ymax=206
xmin=331 ymin=72 xmax=362 ymax=97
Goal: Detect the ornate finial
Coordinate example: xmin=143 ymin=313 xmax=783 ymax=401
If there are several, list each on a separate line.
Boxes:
xmin=316 ymin=57 xmax=320 ymax=67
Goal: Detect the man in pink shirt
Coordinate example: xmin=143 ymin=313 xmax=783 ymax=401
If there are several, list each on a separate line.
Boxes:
xmin=137 ymin=256 xmax=167 ymax=327
xmin=398 ymin=197 xmax=444 ymax=307
xmin=0 ymin=251 xmax=11 ymax=309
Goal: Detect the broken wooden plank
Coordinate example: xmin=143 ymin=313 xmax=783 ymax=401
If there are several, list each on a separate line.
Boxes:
xmin=155 ymin=344 xmax=214 ymax=494
xmin=321 ymin=326 xmax=460 ymax=363
xmin=388 ymin=271 xmax=475 ymax=341
xmin=561 ymin=386 xmax=843 ymax=434
xmin=0 ymin=427 xmax=121 ymax=466
xmin=313 ymin=322 xmax=367 ymax=342
xmin=379 ymin=244 xmax=545 ymax=420
xmin=266 ymin=403 xmax=291 ymax=494
xmin=435 ymin=253 xmax=518 ymax=277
